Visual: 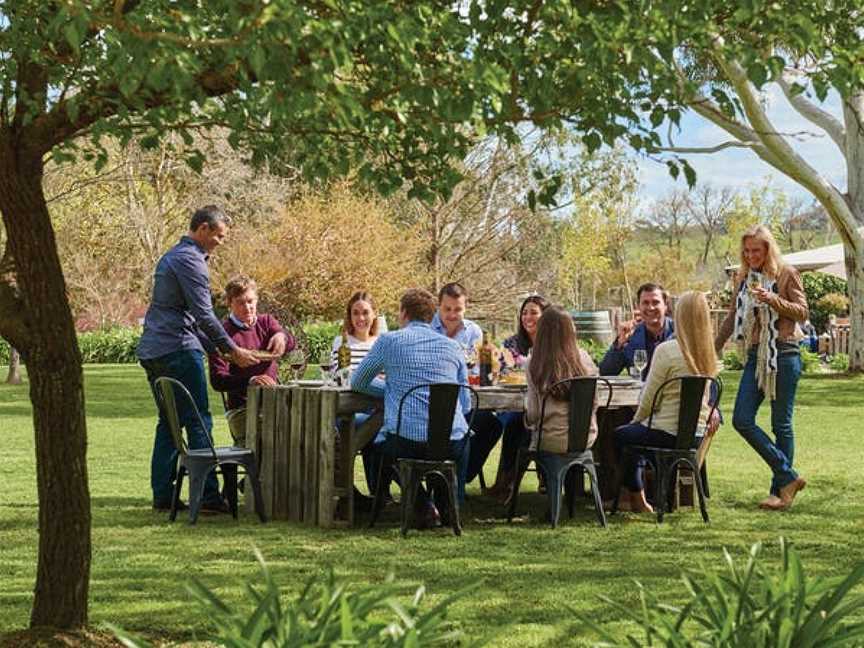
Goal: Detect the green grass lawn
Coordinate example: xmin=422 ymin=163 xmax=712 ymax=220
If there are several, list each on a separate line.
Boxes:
xmin=1 ymin=365 xmax=863 ymax=646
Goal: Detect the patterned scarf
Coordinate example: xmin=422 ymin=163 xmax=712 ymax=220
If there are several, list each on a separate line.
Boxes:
xmin=733 ymin=271 xmax=780 ymax=400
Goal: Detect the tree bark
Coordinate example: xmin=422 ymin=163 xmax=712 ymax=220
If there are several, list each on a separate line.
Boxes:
xmin=6 ymin=346 xmax=21 ymax=384
xmin=0 ymin=142 xmax=90 ymax=628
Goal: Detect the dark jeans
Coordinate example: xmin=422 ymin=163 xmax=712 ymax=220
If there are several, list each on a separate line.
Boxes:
xmin=498 ymin=411 xmax=529 ymax=473
xmin=615 ymin=423 xmax=698 ymax=492
xmin=140 ymin=349 xmax=220 ymax=506
xmin=371 ymin=434 xmax=470 ymax=503
xmin=465 ymin=410 xmax=503 ymax=483
xmin=732 ymin=348 xmax=802 ymax=495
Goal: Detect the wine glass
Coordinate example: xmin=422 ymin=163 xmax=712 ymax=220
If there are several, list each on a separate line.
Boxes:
xmin=285 ymin=349 xmax=305 ymax=382
xmin=633 ymin=349 xmax=648 ymax=380
xmin=318 ymin=349 xmax=334 ymax=386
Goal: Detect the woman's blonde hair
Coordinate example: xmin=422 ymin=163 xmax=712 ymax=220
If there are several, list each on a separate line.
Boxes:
xmin=736 ymin=224 xmax=785 ymax=282
xmin=674 ymin=291 xmax=718 ymax=377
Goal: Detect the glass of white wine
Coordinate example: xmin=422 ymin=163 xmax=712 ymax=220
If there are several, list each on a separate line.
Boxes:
xmin=633 ymin=349 xmax=648 ymax=381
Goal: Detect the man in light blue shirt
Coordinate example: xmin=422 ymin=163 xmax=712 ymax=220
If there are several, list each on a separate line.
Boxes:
xmin=431 ymin=282 xmax=502 ymax=489
xmin=352 ymin=288 xmax=472 ymax=524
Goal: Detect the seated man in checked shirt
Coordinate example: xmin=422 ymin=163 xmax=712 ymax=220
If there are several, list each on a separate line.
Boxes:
xmin=351 ymin=288 xmax=472 ymax=529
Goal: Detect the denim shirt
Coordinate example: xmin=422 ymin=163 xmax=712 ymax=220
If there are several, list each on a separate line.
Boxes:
xmin=137 ymin=236 xmax=236 ymax=360
xmin=430 ymin=312 xmax=483 ymax=352
xmin=351 ymin=321 xmax=471 ymax=444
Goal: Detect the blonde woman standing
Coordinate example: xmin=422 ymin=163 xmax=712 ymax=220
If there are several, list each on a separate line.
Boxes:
xmin=615 ymin=291 xmax=719 ymax=513
xmin=716 ymin=225 xmax=808 ymax=510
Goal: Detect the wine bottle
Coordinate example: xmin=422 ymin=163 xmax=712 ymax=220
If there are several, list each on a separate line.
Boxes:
xmin=479 ymin=330 xmax=493 ymax=386
xmin=337 ymin=336 xmax=351 ymax=370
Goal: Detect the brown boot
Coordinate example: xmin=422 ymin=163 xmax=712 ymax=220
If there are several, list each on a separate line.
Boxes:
xmin=483 ymin=470 xmax=515 ymax=498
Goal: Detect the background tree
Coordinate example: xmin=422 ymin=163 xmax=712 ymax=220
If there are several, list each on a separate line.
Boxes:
xmin=638 ymin=189 xmax=693 ymax=262
xmin=688 ymin=184 xmax=736 ymax=267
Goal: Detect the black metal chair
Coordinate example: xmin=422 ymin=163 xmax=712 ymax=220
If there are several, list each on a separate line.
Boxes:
xmin=508 ymin=377 xmax=612 ymax=528
xmin=154 ymin=377 xmax=267 ymax=525
xmin=612 ymin=375 xmax=722 ymax=523
xmin=369 ymin=383 xmax=478 ymax=537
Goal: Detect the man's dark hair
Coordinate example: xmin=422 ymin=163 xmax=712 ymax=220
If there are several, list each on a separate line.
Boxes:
xmin=401 ymin=288 xmax=437 ymax=323
xmin=636 ymin=282 xmax=669 ymax=304
xmin=190 ymin=205 xmax=231 ymax=231
xmin=438 ymin=282 xmax=467 ymax=302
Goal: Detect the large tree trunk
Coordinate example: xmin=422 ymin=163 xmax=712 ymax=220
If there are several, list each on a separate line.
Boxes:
xmin=845 ymin=240 xmax=864 ymax=371
xmin=6 ymin=346 xmax=21 ymax=384
xmin=0 ymin=143 xmax=90 ymax=628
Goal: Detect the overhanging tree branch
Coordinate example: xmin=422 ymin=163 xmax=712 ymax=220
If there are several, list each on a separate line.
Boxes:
xmin=711 ymin=39 xmax=860 ymax=252
xmin=778 ymin=71 xmax=846 ymax=153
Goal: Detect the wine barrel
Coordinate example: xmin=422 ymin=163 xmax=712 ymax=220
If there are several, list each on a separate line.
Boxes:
xmin=570 ymin=310 xmax=614 ymax=345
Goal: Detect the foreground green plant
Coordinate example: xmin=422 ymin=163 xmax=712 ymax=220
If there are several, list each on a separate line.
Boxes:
xmin=582 ymin=538 xmax=864 ymax=647
xmin=111 ymin=550 xmax=482 ymax=647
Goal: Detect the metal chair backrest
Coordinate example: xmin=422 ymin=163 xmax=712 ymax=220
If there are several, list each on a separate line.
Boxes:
xmin=396 ymin=383 xmax=479 ymax=461
xmin=153 ymin=376 xmax=217 ymax=459
xmin=645 ymin=375 xmax=722 ymax=450
xmin=538 ymin=376 xmax=612 ymax=453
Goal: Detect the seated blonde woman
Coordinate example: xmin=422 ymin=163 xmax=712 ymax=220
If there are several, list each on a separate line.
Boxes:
xmin=614 ymin=291 xmax=718 ymax=513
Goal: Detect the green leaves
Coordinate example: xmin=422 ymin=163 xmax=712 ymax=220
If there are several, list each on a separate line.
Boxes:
xmin=110 ymin=549 xmax=484 ymax=647
xmin=577 ymin=538 xmax=864 ymax=647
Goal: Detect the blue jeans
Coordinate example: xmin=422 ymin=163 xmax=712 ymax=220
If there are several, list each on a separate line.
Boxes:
xmin=465 ymin=410 xmax=503 ymax=483
xmin=732 ymin=348 xmax=802 ymax=495
xmin=140 ymin=349 xmax=220 ymax=506
xmin=614 ymin=423 xmax=697 ymax=491
xmin=498 ymin=411 xmax=529 ymax=473
xmin=371 ymin=434 xmax=470 ymax=503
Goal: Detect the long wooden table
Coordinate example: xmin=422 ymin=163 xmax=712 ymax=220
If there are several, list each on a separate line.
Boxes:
xmin=245 ymin=379 xmax=643 ymax=527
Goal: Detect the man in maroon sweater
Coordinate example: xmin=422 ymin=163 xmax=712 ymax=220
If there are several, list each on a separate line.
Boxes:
xmin=209 ymin=276 xmax=293 ymax=444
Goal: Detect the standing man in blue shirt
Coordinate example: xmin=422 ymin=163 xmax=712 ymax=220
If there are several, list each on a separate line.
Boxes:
xmin=430 ymin=282 xmax=503 ymax=490
xmin=138 ymin=205 xmax=258 ymax=512
xmin=599 ymin=283 xmax=675 ymax=378
xmin=352 ymin=288 xmax=472 ymax=527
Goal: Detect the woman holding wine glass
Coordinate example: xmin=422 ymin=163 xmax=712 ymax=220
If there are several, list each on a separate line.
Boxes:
xmin=615 ymin=291 xmax=719 ymax=513
xmin=715 ymin=225 xmax=809 ymax=510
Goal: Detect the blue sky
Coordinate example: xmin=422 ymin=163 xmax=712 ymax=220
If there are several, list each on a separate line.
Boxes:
xmin=635 ymin=86 xmax=847 ymax=204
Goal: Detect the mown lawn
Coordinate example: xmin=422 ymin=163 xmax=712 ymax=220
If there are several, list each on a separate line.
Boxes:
xmin=1 ymin=364 xmax=863 ymax=646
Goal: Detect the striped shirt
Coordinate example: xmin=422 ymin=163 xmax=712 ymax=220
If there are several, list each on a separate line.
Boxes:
xmin=330 ymin=334 xmax=377 ymax=371
xmin=351 ymin=321 xmax=471 ymax=443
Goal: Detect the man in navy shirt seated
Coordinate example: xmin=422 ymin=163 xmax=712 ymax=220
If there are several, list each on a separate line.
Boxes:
xmin=599 ymin=282 xmax=674 ymax=378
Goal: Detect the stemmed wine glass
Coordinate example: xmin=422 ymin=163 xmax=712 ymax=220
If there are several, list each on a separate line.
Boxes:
xmin=285 ymin=349 xmax=306 ymax=382
xmin=318 ymin=349 xmax=334 ymax=386
xmin=633 ymin=349 xmax=648 ymax=381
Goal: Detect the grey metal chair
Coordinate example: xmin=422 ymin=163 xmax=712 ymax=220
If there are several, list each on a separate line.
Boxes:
xmin=612 ymin=375 xmax=722 ymax=523
xmin=369 ymin=382 xmax=478 ymax=536
xmin=508 ymin=376 xmax=612 ymax=528
xmin=154 ymin=377 xmax=267 ymax=525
